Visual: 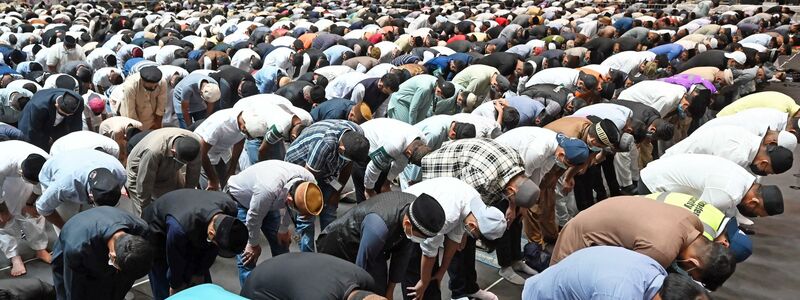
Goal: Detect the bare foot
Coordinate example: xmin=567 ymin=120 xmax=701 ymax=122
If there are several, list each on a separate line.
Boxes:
xmin=10 ymin=256 xmax=26 ymax=277
xmin=35 ymin=250 xmax=52 ymax=264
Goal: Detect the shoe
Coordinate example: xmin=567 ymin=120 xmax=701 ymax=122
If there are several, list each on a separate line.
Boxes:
xmin=466 ymin=289 xmax=499 ymax=300
xmin=499 ymin=267 xmax=526 ymax=285
xmin=512 ymin=260 xmax=539 ymax=275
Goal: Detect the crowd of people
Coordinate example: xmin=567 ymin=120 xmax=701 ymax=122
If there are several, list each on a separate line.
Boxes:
xmin=0 ymin=0 xmax=797 ymax=299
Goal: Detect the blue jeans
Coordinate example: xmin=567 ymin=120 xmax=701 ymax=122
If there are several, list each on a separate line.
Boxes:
xmin=234 ymin=206 xmax=288 ymax=286
xmin=296 ymin=180 xmax=338 ymax=252
xmin=245 ymin=139 xmax=286 ymax=165
xmin=177 ymin=110 xmax=208 ymax=129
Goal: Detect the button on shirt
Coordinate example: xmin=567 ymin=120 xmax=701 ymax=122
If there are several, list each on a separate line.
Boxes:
xmin=617 ymin=80 xmax=687 ymax=117
xmin=663 ymin=125 xmax=762 ymax=169
xmin=361 ymin=118 xmax=424 ymax=189
xmin=285 ymin=120 xmax=363 ymax=182
xmin=495 ymin=127 xmax=559 ymax=184
xmin=37 ymin=150 xmax=126 ymax=216
xmin=524 ymin=246 xmax=666 ymax=300
xmin=640 ymin=154 xmax=756 ymax=217
xmin=227 ymin=160 xmax=316 ymax=245
xmin=50 ymin=131 xmax=120 ymax=159
xmin=573 ymin=103 xmax=633 ymax=131
xmin=700 ymin=108 xmax=788 ymax=136
xmin=404 ymin=178 xmax=475 ymax=257
xmin=193 ymin=108 xmax=246 ymax=164
xmin=421 ymin=138 xmax=524 ymax=204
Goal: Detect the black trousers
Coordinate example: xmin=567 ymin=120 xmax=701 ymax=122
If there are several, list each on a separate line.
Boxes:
xmin=599 ymin=152 xmax=621 ymax=196
xmin=351 ymin=163 xmax=389 ymax=203
xmin=574 ymin=164 xmax=602 ymax=211
xmin=446 ymin=237 xmax=480 ymax=298
xmin=492 ymin=200 xmax=522 ymax=267
xmin=401 ymin=246 xmax=441 ymax=300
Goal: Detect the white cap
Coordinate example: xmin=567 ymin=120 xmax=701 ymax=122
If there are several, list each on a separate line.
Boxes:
xmin=778 ymin=130 xmax=798 ymax=151
xmin=201 ymin=82 xmax=221 ymax=103
xmin=724 ymin=51 xmax=746 ymax=65
xmin=241 ymin=110 xmax=268 ymax=139
xmin=706 ymin=37 xmax=718 ymax=49
xmin=469 ymin=198 xmax=507 ymax=240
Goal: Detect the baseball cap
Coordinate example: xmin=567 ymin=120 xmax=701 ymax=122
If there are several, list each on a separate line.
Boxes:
xmin=212 ymin=215 xmax=248 ymax=258
xmin=292 ymin=181 xmax=323 ymax=216
xmin=555 ymin=133 xmax=589 ymax=165
xmin=765 ymin=144 xmax=793 ymax=174
xmin=87 ymin=168 xmax=121 ymax=207
xmin=722 ymin=218 xmax=753 ymax=262
xmin=777 ymin=130 xmax=797 ymax=151
xmin=760 ymin=185 xmax=784 ymax=216
xmin=514 ymin=178 xmax=540 ymax=208
xmin=201 ymin=82 xmax=221 ymax=103
xmin=87 ymin=94 xmax=105 ymax=114
xmin=409 ymin=193 xmax=446 ymax=238
xmin=724 ymin=51 xmax=746 ymax=65
xmin=469 ymin=197 xmax=507 ymax=240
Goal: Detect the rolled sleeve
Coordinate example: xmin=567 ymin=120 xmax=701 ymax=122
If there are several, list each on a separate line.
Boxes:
xmin=419 ymin=235 xmax=444 ymax=257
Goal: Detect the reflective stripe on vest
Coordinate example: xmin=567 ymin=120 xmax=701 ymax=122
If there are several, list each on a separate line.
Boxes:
xmin=646 ymin=192 xmax=726 ymax=241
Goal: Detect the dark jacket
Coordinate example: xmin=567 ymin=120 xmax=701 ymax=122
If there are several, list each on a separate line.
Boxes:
xmin=18 ymin=88 xmax=83 ymax=151
xmin=677 ymin=50 xmax=728 ymax=73
xmin=275 ymin=81 xmax=313 ymax=112
xmin=211 ymin=66 xmax=256 ymax=109
xmin=476 ymin=52 xmax=521 ymax=77
xmin=613 ymin=99 xmax=662 ymax=142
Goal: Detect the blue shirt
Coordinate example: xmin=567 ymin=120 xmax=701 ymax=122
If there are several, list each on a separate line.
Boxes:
xmin=311 ymin=98 xmax=355 ymax=122
xmin=323 ymin=45 xmax=353 ymax=65
xmin=507 ymin=95 xmax=545 ymax=126
xmin=522 ymin=246 xmax=666 ymax=300
xmin=37 ymin=150 xmax=126 ymax=215
xmin=614 ymin=17 xmax=634 ymax=33
xmin=649 ymin=44 xmax=685 ymax=61
xmin=0 ymin=123 xmax=26 ymax=141
xmin=173 ymin=73 xmax=218 ymax=114
xmin=168 ymin=284 xmax=247 ymax=300
xmin=254 ymin=65 xmax=285 ymax=93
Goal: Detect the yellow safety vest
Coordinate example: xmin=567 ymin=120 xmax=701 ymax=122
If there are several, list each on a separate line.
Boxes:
xmin=645 ymin=192 xmax=728 ymax=241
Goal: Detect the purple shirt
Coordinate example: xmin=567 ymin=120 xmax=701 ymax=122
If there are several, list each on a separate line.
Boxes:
xmin=659 ymin=74 xmax=717 ymax=94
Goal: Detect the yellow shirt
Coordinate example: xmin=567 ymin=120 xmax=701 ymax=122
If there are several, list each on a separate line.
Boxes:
xmin=717 ymin=91 xmax=800 ymax=117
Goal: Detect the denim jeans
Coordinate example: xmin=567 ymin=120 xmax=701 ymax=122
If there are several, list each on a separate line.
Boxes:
xmin=245 ymin=139 xmax=286 ymax=165
xmin=295 ymin=180 xmax=338 ymax=252
xmin=176 ymin=110 xmax=208 ymax=129
xmin=234 ymin=206 xmax=288 ymax=286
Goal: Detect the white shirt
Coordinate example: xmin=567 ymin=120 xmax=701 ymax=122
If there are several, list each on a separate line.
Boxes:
xmin=360 ymin=118 xmax=423 ymax=189
xmin=262 ymin=47 xmax=296 ymax=74
xmin=193 ymin=108 xmax=246 ymax=164
xmin=231 ymin=48 xmax=260 ymax=73
xmin=404 ymin=177 xmax=476 ymax=257
xmin=234 ymin=97 xmax=313 ymax=129
xmin=600 ymin=51 xmax=656 ymax=75
xmin=664 ymin=125 xmax=762 ymax=170
xmin=155 ymin=45 xmax=184 ymax=65
xmin=495 ymin=127 xmax=559 ymax=184
xmin=452 ymin=113 xmax=502 ymax=139
xmin=50 ymin=131 xmax=120 ymax=159
xmin=699 ymin=108 xmax=787 ymax=135
xmin=471 ymin=101 xmax=498 ymax=123
xmin=325 ymin=72 xmax=374 ymax=99
xmin=227 ymin=160 xmax=316 ymax=245
xmin=314 ymin=65 xmax=356 ymax=82
xmin=640 ymin=154 xmax=756 ymax=217
xmin=573 ymin=103 xmax=633 ymax=131
xmin=617 ymin=80 xmax=687 ymax=117
xmin=525 ymin=67 xmax=580 ymax=88
xmin=0 ymin=141 xmax=48 ymax=199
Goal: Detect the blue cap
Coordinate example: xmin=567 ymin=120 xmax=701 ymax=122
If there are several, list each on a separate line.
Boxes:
xmin=724 ymin=218 xmax=753 ymax=263
xmin=556 ymin=133 xmax=589 ymax=166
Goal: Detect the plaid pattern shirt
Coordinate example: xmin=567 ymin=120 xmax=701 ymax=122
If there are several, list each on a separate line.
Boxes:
xmin=285 ymin=119 xmax=363 ymax=182
xmin=421 ymin=138 xmax=525 ymax=204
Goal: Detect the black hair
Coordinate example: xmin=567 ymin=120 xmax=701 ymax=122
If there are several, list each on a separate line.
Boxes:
xmin=408 ymin=139 xmax=431 ymax=166
xmin=239 ymin=81 xmax=258 ymax=98
xmin=314 ymin=75 xmax=329 ymax=88
xmin=578 ymin=72 xmax=598 ymax=91
xmin=114 ymin=234 xmax=155 ymax=279
xmin=341 ymin=130 xmax=370 ymax=163
xmin=500 ymin=107 xmax=520 ymax=131
xmin=698 ymin=243 xmax=736 ymax=291
xmin=380 ymin=73 xmax=401 ymax=92
xmin=125 ymin=126 xmax=142 ymax=141
xmin=308 ymin=85 xmax=326 ymax=104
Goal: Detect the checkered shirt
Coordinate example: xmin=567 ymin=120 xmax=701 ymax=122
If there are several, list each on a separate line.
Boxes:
xmin=285 ymin=119 xmax=363 ymax=182
xmin=421 ymin=138 xmax=525 ymax=204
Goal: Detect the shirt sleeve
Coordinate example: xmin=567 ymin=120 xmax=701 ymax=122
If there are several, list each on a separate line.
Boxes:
xmin=350 ymin=84 xmax=366 ymax=103
xmin=364 ymin=160 xmax=382 ymax=190
xmin=36 ymin=184 xmax=68 ymax=216
xmin=245 ymin=189 xmax=269 ymax=245
xmin=133 ymin=150 xmax=157 ymax=204
xmin=419 ymin=235 xmax=445 ymax=257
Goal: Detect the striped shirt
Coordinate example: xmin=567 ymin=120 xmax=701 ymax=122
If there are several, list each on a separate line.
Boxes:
xmin=285 ymin=120 xmax=363 ymax=182
xmin=421 ymin=138 xmax=524 ymax=204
